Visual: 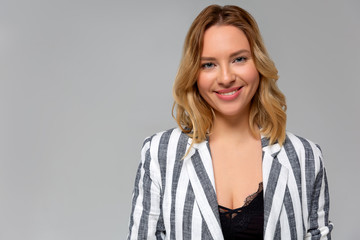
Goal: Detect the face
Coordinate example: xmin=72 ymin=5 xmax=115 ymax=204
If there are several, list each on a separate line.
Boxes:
xmin=197 ymin=25 xmax=259 ymax=118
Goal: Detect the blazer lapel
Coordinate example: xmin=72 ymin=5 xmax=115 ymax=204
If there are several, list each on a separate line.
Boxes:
xmin=183 ymin=136 xmax=289 ymax=240
xmin=183 ymin=140 xmax=224 ymax=240
xmin=261 ymin=137 xmax=289 ymax=240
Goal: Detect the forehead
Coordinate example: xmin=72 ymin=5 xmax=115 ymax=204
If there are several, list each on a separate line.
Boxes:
xmin=201 ymin=25 xmax=250 ymax=56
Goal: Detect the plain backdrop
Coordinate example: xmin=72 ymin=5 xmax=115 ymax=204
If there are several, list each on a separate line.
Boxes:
xmin=1 ymin=0 xmax=359 ymax=239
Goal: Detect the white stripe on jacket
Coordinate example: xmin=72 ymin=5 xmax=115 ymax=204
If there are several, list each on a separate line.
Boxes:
xmin=128 ymin=128 xmax=333 ymax=239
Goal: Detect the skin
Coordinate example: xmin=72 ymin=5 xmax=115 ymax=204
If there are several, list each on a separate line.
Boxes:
xmin=197 ymin=25 xmax=263 ymax=209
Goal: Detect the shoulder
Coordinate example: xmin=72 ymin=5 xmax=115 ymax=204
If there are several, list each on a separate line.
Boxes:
xmin=140 ymin=127 xmax=191 ymax=167
xmin=139 ymin=128 xmax=191 ymax=187
xmin=283 ymin=131 xmax=323 ymax=157
xmin=284 ymin=131 xmax=321 ymax=149
xmin=280 ymin=131 xmax=325 ymax=175
xmin=142 ymin=127 xmax=190 ymax=151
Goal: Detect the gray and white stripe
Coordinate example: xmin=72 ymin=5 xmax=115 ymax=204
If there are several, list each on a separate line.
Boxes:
xmin=128 ymin=128 xmax=333 ymax=239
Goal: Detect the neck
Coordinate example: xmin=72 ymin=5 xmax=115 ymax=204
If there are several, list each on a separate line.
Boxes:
xmin=209 ymin=109 xmax=260 ymax=146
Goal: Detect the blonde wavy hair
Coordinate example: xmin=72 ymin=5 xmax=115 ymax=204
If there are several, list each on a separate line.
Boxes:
xmin=172 ymin=4 xmax=287 ymax=146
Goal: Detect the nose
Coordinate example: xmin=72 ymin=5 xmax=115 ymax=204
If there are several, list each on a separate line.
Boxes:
xmin=217 ymin=65 xmax=235 ymax=86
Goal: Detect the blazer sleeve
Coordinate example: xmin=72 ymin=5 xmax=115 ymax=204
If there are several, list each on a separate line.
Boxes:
xmin=127 ymin=137 xmax=165 ymax=240
xmin=305 ymin=145 xmax=334 ymax=240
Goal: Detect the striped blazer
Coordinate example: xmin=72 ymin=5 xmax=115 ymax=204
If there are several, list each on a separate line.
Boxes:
xmin=128 ymin=128 xmax=333 ymax=239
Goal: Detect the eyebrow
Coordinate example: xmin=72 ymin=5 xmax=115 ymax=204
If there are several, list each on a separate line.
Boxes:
xmin=200 ymin=49 xmax=251 ymax=61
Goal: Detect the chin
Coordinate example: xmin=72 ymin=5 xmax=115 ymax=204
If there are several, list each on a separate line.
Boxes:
xmin=213 ymin=105 xmax=250 ymax=118
xmin=216 ymin=110 xmax=244 ymax=118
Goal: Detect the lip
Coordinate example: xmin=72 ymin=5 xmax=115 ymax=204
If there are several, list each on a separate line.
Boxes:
xmin=215 ymin=86 xmax=242 ymax=100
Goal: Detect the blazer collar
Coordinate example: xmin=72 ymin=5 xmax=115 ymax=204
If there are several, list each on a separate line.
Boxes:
xmin=183 ymin=134 xmax=289 ymax=239
xmin=187 ymin=134 xmax=281 ymax=154
xmin=261 ymin=135 xmax=281 ymax=157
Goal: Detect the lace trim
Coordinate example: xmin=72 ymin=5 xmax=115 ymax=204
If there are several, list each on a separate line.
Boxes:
xmin=218 ymin=182 xmax=263 ymax=213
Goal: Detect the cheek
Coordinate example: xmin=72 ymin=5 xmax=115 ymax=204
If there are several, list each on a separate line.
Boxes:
xmin=250 ymin=71 xmax=260 ymax=88
xmin=250 ymin=72 xmax=260 ymax=100
xmin=197 ymin=73 xmax=211 ymax=96
xmin=240 ymin=65 xmax=260 ymax=88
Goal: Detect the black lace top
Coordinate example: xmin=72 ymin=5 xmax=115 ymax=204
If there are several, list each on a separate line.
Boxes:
xmin=218 ymin=182 xmax=264 ymax=240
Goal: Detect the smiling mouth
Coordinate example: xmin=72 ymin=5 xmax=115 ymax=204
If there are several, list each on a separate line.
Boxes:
xmin=216 ymin=87 xmax=242 ymax=96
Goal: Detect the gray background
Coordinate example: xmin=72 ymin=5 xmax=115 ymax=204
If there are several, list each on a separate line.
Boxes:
xmin=1 ymin=0 xmax=359 ymax=239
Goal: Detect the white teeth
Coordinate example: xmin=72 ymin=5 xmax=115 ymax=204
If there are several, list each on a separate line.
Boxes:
xmin=219 ymin=90 xmax=237 ymax=95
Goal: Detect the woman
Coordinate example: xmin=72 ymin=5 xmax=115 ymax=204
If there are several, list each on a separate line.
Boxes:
xmin=128 ymin=4 xmax=333 ymax=240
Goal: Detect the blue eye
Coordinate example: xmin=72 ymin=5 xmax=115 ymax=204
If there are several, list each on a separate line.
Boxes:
xmin=201 ymin=62 xmax=215 ymax=69
xmin=233 ymin=57 xmax=247 ymax=63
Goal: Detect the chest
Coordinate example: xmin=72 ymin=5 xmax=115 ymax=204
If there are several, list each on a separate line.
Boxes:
xmin=210 ymin=142 xmax=263 ymax=209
